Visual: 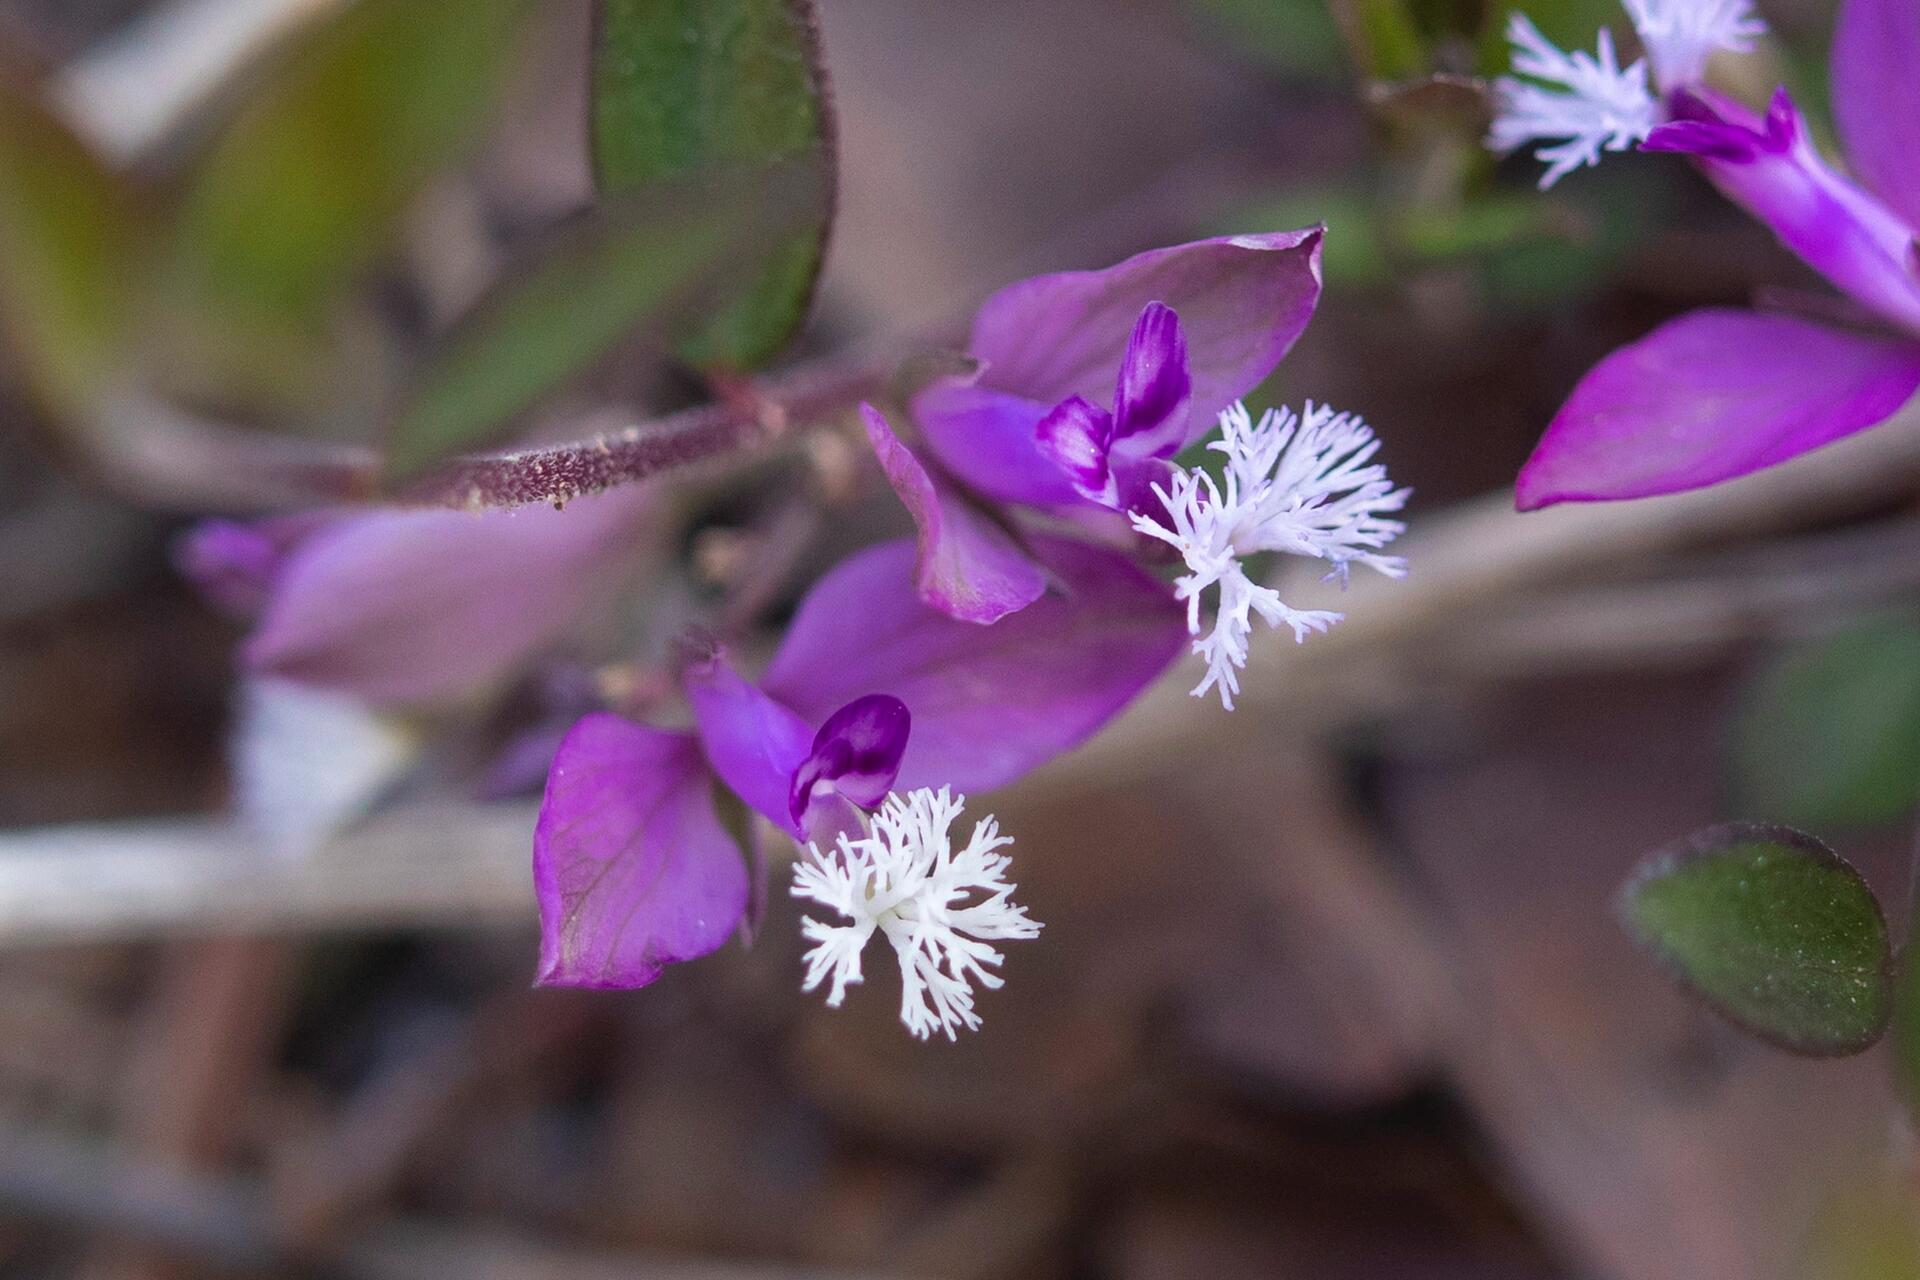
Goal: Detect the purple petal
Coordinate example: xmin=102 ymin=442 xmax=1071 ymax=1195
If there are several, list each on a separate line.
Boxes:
xmin=1516 ymin=308 xmax=1920 ymax=508
xmin=910 ymin=380 xmax=1083 ymax=507
xmin=1110 ymin=302 xmax=1192 ymax=458
xmin=534 ymin=715 xmax=747 ymax=989
xmin=245 ymin=486 xmax=654 ymax=707
xmin=1833 ymin=0 xmax=1920 ymax=233
xmin=788 ymin=694 xmax=911 ymax=828
xmin=1646 ymin=89 xmax=1920 ymax=337
xmin=175 ymin=512 xmax=335 ymax=620
xmin=961 ymin=229 xmax=1322 ymax=430
xmin=1033 ymin=395 xmax=1118 ymax=506
xmin=762 ymin=536 xmax=1185 ymax=794
xmin=862 ymin=403 xmax=1047 ymax=624
xmin=683 ymin=647 xmax=812 ymax=836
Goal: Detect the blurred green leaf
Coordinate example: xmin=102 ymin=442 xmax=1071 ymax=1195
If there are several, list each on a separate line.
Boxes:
xmin=161 ymin=0 xmax=532 ymax=407
xmin=1895 ymin=920 xmax=1920 ymax=1130
xmin=592 ymin=0 xmax=833 ymax=370
xmin=1728 ymin=615 xmax=1920 ymax=830
xmin=1619 ymin=823 xmax=1891 ymax=1056
xmin=1474 ymin=0 xmax=1623 ymax=76
xmin=1800 ymin=1180 xmax=1920 ymax=1280
xmin=1394 ymin=192 xmax=1539 ymax=258
xmin=0 ymin=76 xmax=139 ymax=417
xmin=1213 ymin=190 xmax=1392 ymax=289
xmin=1188 ymin=0 xmax=1348 ymax=81
xmin=1348 ymin=0 xmax=1429 ymax=79
xmin=385 ymin=165 xmax=816 ymax=479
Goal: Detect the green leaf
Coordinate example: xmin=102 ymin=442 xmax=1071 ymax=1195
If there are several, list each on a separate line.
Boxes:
xmin=384 ymin=165 xmax=815 ymax=480
xmin=1188 ymin=0 xmax=1348 ymax=82
xmin=0 ymin=76 xmax=140 ymax=417
xmin=591 ymin=0 xmax=833 ymax=369
xmin=159 ymin=0 xmax=533 ymax=407
xmin=1619 ymin=823 xmax=1892 ymax=1056
xmin=1728 ymin=615 xmax=1920 ymax=830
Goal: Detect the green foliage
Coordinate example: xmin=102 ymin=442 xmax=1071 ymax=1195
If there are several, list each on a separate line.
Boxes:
xmin=1729 ymin=615 xmax=1920 ymax=830
xmin=160 ymin=0 xmax=526 ymax=360
xmin=0 ymin=77 xmax=140 ymax=418
xmin=1619 ymin=824 xmax=1892 ymax=1056
xmin=385 ymin=167 xmax=812 ymax=479
xmin=1189 ymin=0 xmax=1348 ymax=81
xmin=592 ymin=0 xmax=833 ymax=369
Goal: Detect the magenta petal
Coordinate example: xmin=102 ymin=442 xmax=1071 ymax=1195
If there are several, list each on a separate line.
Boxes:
xmin=176 ymin=512 xmax=337 ymax=620
xmin=1516 ymin=308 xmax=1920 ymax=508
xmin=963 ymin=229 xmax=1322 ymax=430
xmin=1110 ymin=302 xmax=1192 ymax=457
xmin=788 ymin=693 xmax=911 ymax=828
xmin=862 ymin=403 xmax=1046 ymax=624
xmin=683 ymin=649 xmax=812 ymax=836
xmin=534 ymin=715 xmax=747 ymax=989
xmin=1648 ymin=89 xmax=1920 ymax=337
xmin=1033 ymin=395 xmax=1118 ymax=506
xmin=763 ymin=536 xmax=1185 ymax=794
xmin=910 ymin=379 xmax=1083 ymax=507
xmin=1833 ymin=0 xmax=1920 ymax=233
xmin=244 ymin=486 xmax=653 ymax=707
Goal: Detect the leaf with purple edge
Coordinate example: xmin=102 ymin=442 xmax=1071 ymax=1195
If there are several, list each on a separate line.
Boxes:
xmin=593 ymin=0 xmax=835 ymax=370
xmin=1619 ymin=823 xmax=1892 ymax=1056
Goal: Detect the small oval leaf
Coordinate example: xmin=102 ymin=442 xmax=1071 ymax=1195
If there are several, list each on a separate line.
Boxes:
xmin=591 ymin=0 xmax=834 ymax=369
xmin=1619 ymin=823 xmax=1892 ymax=1055
xmin=1728 ymin=614 xmax=1920 ymax=830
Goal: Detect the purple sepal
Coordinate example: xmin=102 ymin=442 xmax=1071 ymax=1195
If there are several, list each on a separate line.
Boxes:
xmin=763 ymin=536 xmax=1185 ymax=794
xmin=914 ymin=230 xmax=1323 ymax=507
xmin=788 ymin=694 xmax=910 ymax=829
xmin=1516 ymin=307 xmax=1920 ymax=508
xmin=533 ymin=714 xmax=747 ymax=989
xmin=243 ymin=486 xmax=653 ymax=708
xmin=861 ymin=404 xmax=1046 ymax=624
xmin=960 ymin=228 xmax=1321 ymax=423
xmin=683 ymin=647 xmax=812 ymax=837
xmin=1833 ymin=0 xmax=1920 ymax=233
xmin=1647 ymin=88 xmax=1920 ymax=337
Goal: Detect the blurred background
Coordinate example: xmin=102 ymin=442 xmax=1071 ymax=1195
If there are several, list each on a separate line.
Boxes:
xmin=0 ymin=0 xmax=1917 ymax=1276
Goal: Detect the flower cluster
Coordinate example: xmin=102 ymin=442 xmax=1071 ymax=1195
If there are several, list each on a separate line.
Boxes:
xmin=1490 ymin=0 xmax=1920 ymax=508
xmin=181 ymin=230 xmax=1409 ymax=1038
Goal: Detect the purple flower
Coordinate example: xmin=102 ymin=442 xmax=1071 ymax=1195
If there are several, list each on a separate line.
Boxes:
xmin=532 ymin=534 xmax=1185 ymax=993
xmin=179 ymin=487 xmax=659 ymax=707
xmin=1490 ymin=0 xmax=1920 ymax=507
xmin=862 ymin=231 xmax=1327 ymax=624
